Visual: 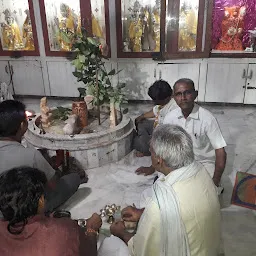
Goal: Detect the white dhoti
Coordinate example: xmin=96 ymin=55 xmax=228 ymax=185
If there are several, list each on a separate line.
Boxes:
xmin=98 ymin=235 xmax=130 ymax=256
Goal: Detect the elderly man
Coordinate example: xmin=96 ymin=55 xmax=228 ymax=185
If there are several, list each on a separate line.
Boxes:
xmin=109 ymin=125 xmax=221 ymax=256
xmin=137 ymin=78 xmax=227 ymax=192
xmin=163 ymin=78 xmax=227 ymax=188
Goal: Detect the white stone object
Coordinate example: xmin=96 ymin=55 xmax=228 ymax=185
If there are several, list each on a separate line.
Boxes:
xmin=63 ymin=114 xmax=80 ymax=135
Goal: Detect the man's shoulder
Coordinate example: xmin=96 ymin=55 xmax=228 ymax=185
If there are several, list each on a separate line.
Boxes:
xmin=166 ymin=106 xmax=180 ymax=116
xmin=197 ymin=105 xmax=217 ymax=123
xmin=163 ymin=107 xmax=180 ymax=122
xmin=0 ymin=141 xmax=37 ymax=155
xmin=42 ymin=216 xmax=78 ymax=235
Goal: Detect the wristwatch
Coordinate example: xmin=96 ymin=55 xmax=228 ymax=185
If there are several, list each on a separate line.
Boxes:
xmin=77 ymin=219 xmax=87 ymax=228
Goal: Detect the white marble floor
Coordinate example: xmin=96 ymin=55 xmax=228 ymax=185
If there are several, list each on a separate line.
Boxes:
xmin=21 ymin=99 xmax=256 ymax=256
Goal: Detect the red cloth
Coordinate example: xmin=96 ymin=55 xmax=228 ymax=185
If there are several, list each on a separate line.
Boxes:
xmin=0 ymin=215 xmax=88 ymax=256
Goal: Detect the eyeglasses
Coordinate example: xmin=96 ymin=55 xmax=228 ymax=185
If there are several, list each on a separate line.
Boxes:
xmin=174 ymin=90 xmax=195 ymax=97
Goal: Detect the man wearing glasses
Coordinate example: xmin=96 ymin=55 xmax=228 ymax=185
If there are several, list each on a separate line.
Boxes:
xmin=163 ymin=78 xmax=227 ymax=192
xmin=137 ymin=78 xmax=226 ymax=195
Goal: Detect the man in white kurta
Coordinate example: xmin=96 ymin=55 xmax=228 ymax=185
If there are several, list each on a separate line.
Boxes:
xmin=163 ymin=78 xmax=227 ymax=187
xmin=136 ymin=79 xmax=226 ymax=194
xmin=164 ymin=103 xmax=226 ymax=178
xmin=128 ymin=166 xmax=221 ymax=256
xmin=109 ymin=125 xmax=221 ymax=256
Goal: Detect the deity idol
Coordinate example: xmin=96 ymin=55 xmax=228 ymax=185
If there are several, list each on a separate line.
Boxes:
xmin=178 ymin=4 xmax=198 ymax=51
xmin=152 ymin=1 xmax=161 ymax=52
xmin=128 ymin=1 xmax=143 ymax=52
xmin=55 ymin=3 xmax=76 ymax=51
xmin=22 ymin=9 xmax=35 ymax=51
xmin=1 ymin=9 xmax=23 ymax=51
xmin=40 ymin=97 xmax=52 ymax=128
xmin=77 ymin=14 xmax=103 ymax=39
xmin=215 ymin=6 xmax=246 ymax=51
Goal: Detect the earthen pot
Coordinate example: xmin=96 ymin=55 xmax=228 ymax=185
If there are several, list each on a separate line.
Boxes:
xmin=72 ymin=101 xmax=88 ymax=128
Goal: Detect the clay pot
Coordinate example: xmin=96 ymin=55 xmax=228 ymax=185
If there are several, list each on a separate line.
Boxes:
xmin=72 ymin=101 xmax=88 ymax=128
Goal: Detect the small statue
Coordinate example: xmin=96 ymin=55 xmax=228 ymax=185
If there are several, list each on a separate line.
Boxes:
xmin=152 ymin=7 xmax=161 ymax=52
xmin=22 ymin=9 xmax=35 ymax=51
xmin=109 ymin=101 xmax=117 ymax=128
xmin=63 ymin=114 xmax=80 ymax=135
xmin=40 ymin=97 xmax=52 ymax=128
xmin=128 ymin=1 xmax=143 ymax=52
xmin=215 ymin=6 xmax=246 ymax=51
xmin=54 ymin=3 xmax=75 ymax=51
xmin=1 ymin=9 xmax=23 ymax=50
xmin=178 ymin=4 xmax=197 ymax=51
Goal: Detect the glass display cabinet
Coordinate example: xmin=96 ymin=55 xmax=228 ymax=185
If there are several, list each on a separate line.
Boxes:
xmin=39 ymin=0 xmax=110 ymax=56
xmin=211 ymin=0 xmax=256 ymax=57
xmin=116 ymin=0 xmax=162 ymax=58
xmin=0 ymin=0 xmax=39 ymax=56
xmin=116 ymin=0 xmax=208 ymax=58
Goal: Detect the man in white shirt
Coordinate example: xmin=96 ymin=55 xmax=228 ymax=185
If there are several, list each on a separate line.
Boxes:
xmin=133 ymin=80 xmax=177 ymax=157
xmin=137 ymin=78 xmax=227 ymax=189
xmin=109 ymin=125 xmax=221 ymax=256
xmin=163 ymin=78 xmax=227 ymax=187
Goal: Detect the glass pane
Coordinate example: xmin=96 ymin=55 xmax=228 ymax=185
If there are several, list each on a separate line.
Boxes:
xmin=91 ymin=0 xmax=107 ymax=45
xmin=121 ymin=0 xmax=161 ymax=52
xmin=178 ymin=0 xmax=199 ymax=51
xmin=212 ymin=1 xmax=253 ymax=53
xmin=0 ymin=0 xmax=35 ymax=51
xmin=44 ymin=0 xmax=81 ymax=51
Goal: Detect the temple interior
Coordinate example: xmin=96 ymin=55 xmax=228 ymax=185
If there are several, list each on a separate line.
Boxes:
xmin=0 ymin=0 xmax=256 ymax=255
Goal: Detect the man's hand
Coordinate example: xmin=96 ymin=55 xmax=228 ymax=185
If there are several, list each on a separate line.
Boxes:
xmin=135 ymin=115 xmax=145 ymax=129
xmin=110 ymin=221 xmax=134 ymax=244
xmin=86 ymin=213 xmax=102 ymax=231
xmin=212 ymin=177 xmax=220 ymax=187
xmin=110 ymin=221 xmax=126 ymax=237
xmin=213 ymin=148 xmax=227 ymax=187
xmin=122 ymin=206 xmax=144 ymax=222
xmin=135 ymin=165 xmax=155 ymax=176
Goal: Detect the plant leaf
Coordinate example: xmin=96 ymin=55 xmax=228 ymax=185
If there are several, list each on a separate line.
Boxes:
xmin=73 ymin=71 xmax=83 ymax=78
xmin=78 ymin=55 xmax=86 ymax=62
xmin=87 ymin=37 xmax=98 ymax=45
xmin=106 ymin=78 xmax=111 ymax=86
xmin=78 ymin=87 xmax=86 ymax=97
xmin=108 ymin=69 xmax=116 ymax=76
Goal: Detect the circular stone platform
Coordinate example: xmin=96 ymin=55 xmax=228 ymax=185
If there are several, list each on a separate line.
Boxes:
xmin=25 ymin=113 xmax=134 ymax=169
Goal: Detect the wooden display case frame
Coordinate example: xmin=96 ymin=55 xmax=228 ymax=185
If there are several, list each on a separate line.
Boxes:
xmin=39 ymin=0 xmax=111 ymax=57
xmin=115 ymin=0 xmax=209 ymax=59
xmin=0 ymin=0 xmax=40 ymax=57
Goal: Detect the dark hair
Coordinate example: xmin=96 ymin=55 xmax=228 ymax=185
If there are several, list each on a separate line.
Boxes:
xmin=0 ymin=100 xmax=26 ymax=137
xmin=148 ymin=80 xmax=173 ymax=101
xmin=173 ymin=78 xmax=195 ymax=90
xmin=0 ymin=167 xmax=47 ymax=234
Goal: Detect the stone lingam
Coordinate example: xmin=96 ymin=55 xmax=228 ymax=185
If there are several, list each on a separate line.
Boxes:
xmin=25 ymin=97 xmax=133 ymax=169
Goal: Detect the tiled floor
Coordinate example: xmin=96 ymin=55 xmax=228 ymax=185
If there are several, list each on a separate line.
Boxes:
xmin=21 ymin=98 xmax=256 ymax=256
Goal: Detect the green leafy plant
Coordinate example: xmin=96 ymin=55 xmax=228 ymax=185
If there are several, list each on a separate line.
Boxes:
xmin=51 ymin=107 xmax=72 ymax=121
xmin=71 ymin=29 xmax=127 ymax=107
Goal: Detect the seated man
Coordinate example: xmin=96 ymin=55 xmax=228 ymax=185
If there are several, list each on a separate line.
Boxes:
xmin=0 ymin=100 xmax=81 ymax=213
xmin=133 ymin=80 xmax=177 ymax=157
xmin=137 ymin=78 xmax=227 ymax=191
xmin=110 ymin=125 xmax=221 ymax=256
xmin=0 ymin=167 xmax=102 ymax=256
